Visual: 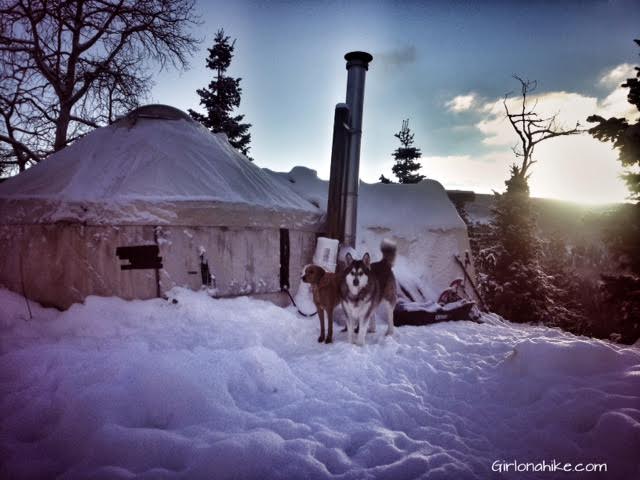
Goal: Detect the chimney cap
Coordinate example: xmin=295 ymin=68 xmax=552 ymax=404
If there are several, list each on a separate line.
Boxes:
xmin=344 ymin=51 xmax=373 ymax=69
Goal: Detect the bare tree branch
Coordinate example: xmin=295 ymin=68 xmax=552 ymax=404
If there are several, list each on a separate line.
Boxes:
xmin=0 ymin=0 xmax=201 ymax=174
xmin=503 ymin=75 xmax=584 ymax=180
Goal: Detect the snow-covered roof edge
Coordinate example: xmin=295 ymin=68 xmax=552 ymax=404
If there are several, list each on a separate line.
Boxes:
xmin=0 ymin=109 xmax=323 ymax=227
xmin=264 ymin=166 xmax=466 ymax=231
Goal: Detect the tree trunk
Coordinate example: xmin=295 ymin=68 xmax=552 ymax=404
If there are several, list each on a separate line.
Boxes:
xmin=54 ymin=104 xmax=71 ymax=152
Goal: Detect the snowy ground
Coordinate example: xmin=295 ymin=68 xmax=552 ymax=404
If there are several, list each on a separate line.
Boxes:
xmin=1 ymin=288 xmax=639 ymax=479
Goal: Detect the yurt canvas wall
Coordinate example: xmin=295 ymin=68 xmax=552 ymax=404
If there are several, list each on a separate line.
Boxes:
xmin=0 ymin=106 xmax=323 ymax=309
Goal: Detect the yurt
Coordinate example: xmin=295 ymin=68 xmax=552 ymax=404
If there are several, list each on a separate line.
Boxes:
xmin=267 ymin=167 xmax=475 ymax=301
xmin=0 ymin=105 xmax=324 ymax=309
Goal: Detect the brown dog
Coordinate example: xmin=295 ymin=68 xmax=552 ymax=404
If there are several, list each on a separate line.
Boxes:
xmin=301 ymin=265 xmax=341 ymax=344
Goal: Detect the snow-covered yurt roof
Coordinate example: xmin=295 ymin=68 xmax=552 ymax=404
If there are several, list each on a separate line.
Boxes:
xmin=0 ymin=105 xmax=322 ymax=229
xmin=266 ymin=167 xmax=471 ymax=299
xmin=267 ymin=166 xmax=466 ymax=232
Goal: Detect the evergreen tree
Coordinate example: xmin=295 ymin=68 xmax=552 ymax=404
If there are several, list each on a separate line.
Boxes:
xmin=587 ymin=39 xmax=640 ymax=200
xmin=189 ymin=29 xmax=252 ymax=158
xmin=478 ymin=167 xmax=587 ymax=327
xmin=468 ymin=221 xmax=492 ymax=276
xmin=540 ymin=234 xmax=588 ymax=333
xmin=379 ymin=174 xmax=393 ymax=184
xmin=391 ymin=119 xmax=425 ymax=183
xmin=587 ymin=39 xmax=640 ymax=343
xmin=478 ymin=166 xmax=553 ymax=323
xmin=475 ymin=76 xmax=584 ymax=328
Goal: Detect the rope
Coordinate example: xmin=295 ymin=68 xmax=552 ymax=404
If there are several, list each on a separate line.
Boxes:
xmin=279 ymin=228 xmax=317 ymax=316
xmin=283 ymin=287 xmax=317 ymax=317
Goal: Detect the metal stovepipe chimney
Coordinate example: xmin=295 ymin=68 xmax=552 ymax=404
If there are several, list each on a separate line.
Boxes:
xmin=342 ymin=51 xmax=372 ymax=248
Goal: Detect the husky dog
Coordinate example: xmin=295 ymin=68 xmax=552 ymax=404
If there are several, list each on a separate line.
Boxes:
xmin=340 ymin=240 xmax=397 ymax=345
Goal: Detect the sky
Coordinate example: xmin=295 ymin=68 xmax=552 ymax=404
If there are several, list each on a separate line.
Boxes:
xmin=152 ymin=0 xmax=640 ymax=204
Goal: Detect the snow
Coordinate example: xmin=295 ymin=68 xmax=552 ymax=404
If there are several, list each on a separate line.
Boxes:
xmin=267 ymin=167 xmax=470 ymax=298
xmin=398 ymin=299 xmax=470 ymax=313
xmin=2 ymin=288 xmax=639 ymax=479
xmin=0 ymin=117 xmax=320 ymax=224
xmin=266 ymin=167 xmax=464 ymax=231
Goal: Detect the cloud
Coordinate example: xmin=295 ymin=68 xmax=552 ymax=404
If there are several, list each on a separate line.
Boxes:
xmin=421 ymin=145 xmax=627 ymax=204
xmin=474 ymin=82 xmax=635 ymax=148
xmin=476 ymin=91 xmax=591 ymax=147
xmin=531 ymin=135 xmax=626 ymax=204
xmin=423 ymin=153 xmax=513 ymax=192
xmin=362 ymin=141 xmax=628 ymax=204
xmin=445 ymin=93 xmax=477 ymax=112
xmin=363 ymin=75 xmax=634 ymax=203
xmin=599 ymin=63 xmax=636 ymax=87
xmin=375 ymin=45 xmax=417 ymax=68
xmin=597 ymin=86 xmax=638 ymax=119
xmin=434 ymin=79 xmax=634 ymax=203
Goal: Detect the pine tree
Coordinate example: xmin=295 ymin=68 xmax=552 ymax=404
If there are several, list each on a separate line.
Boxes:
xmin=478 ymin=166 xmax=553 ymax=323
xmin=379 ymin=174 xmax=393 ymax=184
xmin=391 ymin=119 xmax=425 ymax=183
xmin=478 ymin=167 xmax=584 ymax=326
xmin=587 ymin=39 xmax=640 ymax=200
xmin=189 ymin=29 xmax=252 ymax=158
xmin=476 ymin=76 xmax=584 ymax=327
xmin=540 ymin=234 xmax=588 ymax=333
xmin=587 ymin=38 xmax=640 ymax=343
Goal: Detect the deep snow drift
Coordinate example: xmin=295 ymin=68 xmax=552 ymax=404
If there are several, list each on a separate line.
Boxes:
xmin=1 ymin=288 xmax=639 ymax=479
